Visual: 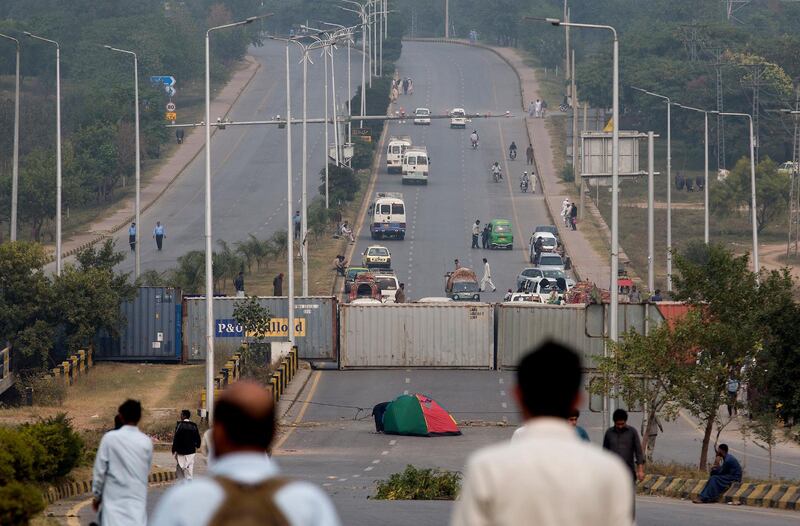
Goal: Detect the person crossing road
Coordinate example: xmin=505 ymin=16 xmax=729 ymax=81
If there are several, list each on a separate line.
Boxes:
xmin=480 ymin=257 xmax=496 ymax=292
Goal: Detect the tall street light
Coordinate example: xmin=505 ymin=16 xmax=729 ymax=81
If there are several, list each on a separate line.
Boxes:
xmin=0 ymin=34 xmax=20 ymax=242
xmin=339 ymin=1 xmax=370 ymax=127
xmin=269 ymin=35 xmax=325 ymax=298
xmin=322 ymin=23 xmax=358 ymax=146
xmin=531 ymin=16 xmax=619 ymax=423
xmin=283 ymin=38 xmax=297 ymax=349
xmin=674 ymin=103 xmax=711 ymax=244
xmin=105 ymin=45 xmax=141 ymax=278
xmin=204 ymin=14 xmax=264 ymax=423
xmin=25 ymin=32 xmax=62 ymax=275
xmin=632 ymin=86 xmax=672 ymax=291
xmin=714 ymin=110 xmax=759 ymax=278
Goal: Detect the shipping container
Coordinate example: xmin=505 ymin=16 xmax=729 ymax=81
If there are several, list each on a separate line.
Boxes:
xmin=95 ymin=287 xmax=182 ymax=362
xmin=340 ymin=303 xmax=494 ymax=369
xmin=183 ymin=296 xmax=337 ymax=362
xmin=498 ymin=303 xmax=667 ymax=370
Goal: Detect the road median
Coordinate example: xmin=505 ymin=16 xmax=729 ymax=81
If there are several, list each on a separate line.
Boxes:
xmin=639 ymin=474 xmax=800 ymax=510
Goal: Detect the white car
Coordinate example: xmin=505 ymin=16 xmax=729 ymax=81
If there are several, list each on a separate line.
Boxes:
xmin=362 ymin=245 xmax=392 ymax=269
xmin=413 ymin=107 xmax=431 ymax=125
xmin=416 ymin=297 xmax=453 ymax=303
xmin=374 ymin=272 xmax=399 ymax=303
xmin=529 ymin=231 xmax=558 ymax=263
xmin=450 ymin=108 xmax=467 ymax=128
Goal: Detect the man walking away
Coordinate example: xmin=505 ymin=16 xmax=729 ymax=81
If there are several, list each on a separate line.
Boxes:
xmin=561 ymin=199 xmax=571 ymax=227
xmin=694 ymin=444 xmax=742 ymax=504
xmin=526 ymin=143 xmax=534 ymax=165
xmin=570 ymin=203 xmax=578 ymax=230
xmin=172 ymin=409 xmax=201 ymax=482
xmin=92 ymin=400 xmax=153 ymax=526
xmin=452 ymin=341 xmax=633 ymax=526
xmin=234 ymin=272 xmax=245 ymax=298
xmin=128 ymin=222 xmax=136 ymax=252
xmin=151 ymin=381 xmax=341 ymax=526
xmin=293 ymin=211 xmax=301 ymax=240
xmin=153 ymin=221 xmax=165 ymax=251
xmin=481 ymin=224 xmax=490 ymax=249
xmin=603 ymin=409 xmax=645 ymax=484
xmin=471 ymin=220 xmax=481 ymax=249
xmin=480 ymin=258 xmax=496 ymax=292
xmin=726 ymin=375 xmax=740 ymax=417
xmin=273 ymin=273 xmax=284 ymax=296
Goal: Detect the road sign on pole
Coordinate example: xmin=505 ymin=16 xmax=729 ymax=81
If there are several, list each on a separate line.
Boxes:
xmin=166 ymin=102 xmax=176 ymax=112
xmin=165 ymin=112 xmax=177 ymax=121
xmin=165 ymin=86 xmax=176 ymax=97
xmin=150 ymin=75 xmax=176 ymax=87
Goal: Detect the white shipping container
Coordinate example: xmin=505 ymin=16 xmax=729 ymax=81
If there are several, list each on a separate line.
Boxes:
xmin=340 ymin=303 xmax=494 ymax=369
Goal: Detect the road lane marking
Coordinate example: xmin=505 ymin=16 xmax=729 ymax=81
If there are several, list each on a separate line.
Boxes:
xmin=501 ymin=402 xmax=508 ymax=409
xmin=499 ymin=378 xmax=504 ymax=384
xmin=364 ymin=466 xmax=374 ymax=471
xmin=66 ymin=498 xmax=93 ymax=526
xmin=381 ymin=450 xmax=389 ymax=455
xmin=403 ymin=389 xmax=409 ymax=395
xmin=372 ymin=459 xmax=381 ymax=464
xmin=405 ymin=377 xmax=410 ymax=383
xmin=273 ymin=370 xmax=322 ymax=451
xmin=500 ymin=390 xmax=506 ymax=396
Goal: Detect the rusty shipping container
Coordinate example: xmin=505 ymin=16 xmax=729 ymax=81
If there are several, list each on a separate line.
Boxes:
xmin=339 ymin=303 xmax=494 ymax=369
xmin=183 ymin=296 xmax=338 ymax=362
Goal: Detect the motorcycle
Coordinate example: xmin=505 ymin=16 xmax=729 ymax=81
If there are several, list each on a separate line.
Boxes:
xmin=509 ymin=148 xmax=517 ymax=160
xmin=520 ymin=178 xmax=529 ymax=193
xmin=492 ymin=169 xmax=502 ymax=183
xmin=471 ymin=138 xmax=479 ymax=150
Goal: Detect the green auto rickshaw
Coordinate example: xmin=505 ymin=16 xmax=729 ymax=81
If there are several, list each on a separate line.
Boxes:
xmin=488 ymin=219 xmax=513 ymax=249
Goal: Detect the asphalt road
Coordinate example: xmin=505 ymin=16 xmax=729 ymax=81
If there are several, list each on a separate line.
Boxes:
xmin=350 ymin=41 xmax=553 ymax=302
xmin=103 ymin=41 xmax=358 ymax=275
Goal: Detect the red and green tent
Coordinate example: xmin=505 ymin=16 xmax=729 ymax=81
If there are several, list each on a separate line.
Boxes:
xmin=382 ymin=393 xmax=461 ymax=437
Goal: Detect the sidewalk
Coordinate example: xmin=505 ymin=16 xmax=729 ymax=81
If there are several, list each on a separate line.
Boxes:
xmin=51 ymin=56 xmax=261 ymax=261
xmin=488 ymin=46 xmax=611 ymax=286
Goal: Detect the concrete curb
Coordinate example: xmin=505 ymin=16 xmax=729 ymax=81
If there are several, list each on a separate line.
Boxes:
xmin=639 ymin=474 xmax=800 ymax=510
xmin=52 ymin=56 xmax=262 ymax=263
xmin=268 ymin=346 xmax=299 ymax=404
xmin=43 ymin=469 xmax=176 ymax=505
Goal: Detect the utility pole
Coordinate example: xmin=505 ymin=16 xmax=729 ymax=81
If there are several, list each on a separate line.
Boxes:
xmin=713 ymin=49 xmax=726 ymax=171
xmin=741 ymin=63 xmax=765 ymax=163
xmin=564 ymin=1 xmax=569 ymax=80
xmin=445 ymin=0 xmax=449 ymax=38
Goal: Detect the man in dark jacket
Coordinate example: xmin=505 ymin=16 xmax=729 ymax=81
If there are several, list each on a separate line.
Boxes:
xmin=171 ymin=410 xmax=201 ymax=481
xmin=273 ymin=273 xmax=284 ymax=296
xmin=603 ymin=408 xmax=645 ymax=483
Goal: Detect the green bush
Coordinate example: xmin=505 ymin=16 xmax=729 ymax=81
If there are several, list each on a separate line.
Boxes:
xmin=19 ymin=373 xmax=67 ymax=407
xmin=374 ymin=465 xmax=461 ymax=500
xmin=22 ymin=414 xmax=84 ymax=480
xmin=0 ymin=427 xmax=44 ymax=484
xmin=0 ymin=481 xmax=45 ymax=526
xmin=561 ymin=164 xmax=575 ymax=182
xmin=351 ymin=139 xmax=376 ymax=171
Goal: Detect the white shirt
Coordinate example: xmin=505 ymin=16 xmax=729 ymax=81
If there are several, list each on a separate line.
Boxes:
xmin=472 ymin=223 xmax=480 ymax=235
xmin=483 ymin=262 xmax=491 ymax=279
xmin=150 ymin=452 xmax=341 ymax=526
xmin=451 ymin=418 xmax=633 ymax=526
xmin=92 ymin=425 xmax=154 ymax=526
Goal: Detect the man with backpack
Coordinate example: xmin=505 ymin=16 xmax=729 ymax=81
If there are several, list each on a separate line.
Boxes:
xmin=151 ymin=381 xmax=340 ymax=525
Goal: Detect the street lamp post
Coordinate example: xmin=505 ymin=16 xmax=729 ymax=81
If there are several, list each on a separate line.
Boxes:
xmin=339 ymin=1 xmax=370 ymax=127
xmin=532 ymin=16 xmax=620 ymax=423
xmin=322 ymin=23 xmax=358 ymax=146
xmin=203 ymin=15 xmax=263 ymax=423
xmin=715 ymin=111 xmax=759 ymax=278
xmin=283 ymin=41 xmax=297 ymax=348
xmin=25 ymin=32 xmax=62 ymax=275
xmin=632 ymin=87 xmax=672 ymax=290
xmin=0 ymin=34 xmax=20 ymax=242
xmin=105 ymin=45 xmax=141 ymax=279
xmin=674 ymin=103 xmax=711 ymax=244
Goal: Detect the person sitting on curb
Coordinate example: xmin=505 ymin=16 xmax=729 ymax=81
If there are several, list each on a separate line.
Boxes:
xmin=693 ymin=444 xmax=742 ymax=504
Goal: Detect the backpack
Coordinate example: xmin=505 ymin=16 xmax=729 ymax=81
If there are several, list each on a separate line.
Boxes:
xmin=208 ymin=476 xmax=290 ymax=526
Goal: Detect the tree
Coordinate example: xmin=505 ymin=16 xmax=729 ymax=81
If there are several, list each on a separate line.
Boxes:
xmin=18 ymin=149 xmax=56 ymax=241
xmin=712 ymin=157 xmax=789 ymax=233
xmin=591 ymin=321 xmax=692 ymax=460
xmin=320 ymin=163 xmax=360 ymax=204
xmin=671 ymin=243 xmax=771 ymax=469
xmin=170 ymin=250 xmax=205 ymax=294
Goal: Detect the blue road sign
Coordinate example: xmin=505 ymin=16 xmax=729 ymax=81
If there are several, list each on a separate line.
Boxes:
xmin=149 ymin=75 xmax=176 ymax=87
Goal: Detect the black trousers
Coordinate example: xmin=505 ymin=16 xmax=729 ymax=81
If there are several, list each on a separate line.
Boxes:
xmin=155 ymin=234 xmax=164 ymax=250
xmin=471 ymin=234 xmax=479 ymax=248
xmin=129 ymin=235 xmax=136 ymax=251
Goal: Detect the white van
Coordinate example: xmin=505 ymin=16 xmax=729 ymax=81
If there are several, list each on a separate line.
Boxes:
xmin=370 ymin=192 xmax=406 ymax=240
xmin=450 ymin=108 xmax=467 ymax=128
xmin=374 ymin=272 xmax=400 ymax=303
xmin=402 ymin=146 xmax=429 ymax=185
xmin=386 ymin=136 xmax=412 ymax=173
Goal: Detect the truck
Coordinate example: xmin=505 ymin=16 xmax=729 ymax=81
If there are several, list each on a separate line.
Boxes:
xmin=402 ymin=146 xmax=429 ymax=185
xmin=369 ymin=192 xmax=406 ymax=240
xmin=386 ymin=136 xmax=412 ymax=173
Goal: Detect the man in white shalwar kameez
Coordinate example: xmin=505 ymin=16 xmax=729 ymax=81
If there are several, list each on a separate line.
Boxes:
xmin=92 ymin=399 xmax=153 ymax=526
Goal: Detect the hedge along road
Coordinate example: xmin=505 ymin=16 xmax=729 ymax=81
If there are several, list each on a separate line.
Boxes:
xmin=80 ymin=40 xmax=359 ymax=275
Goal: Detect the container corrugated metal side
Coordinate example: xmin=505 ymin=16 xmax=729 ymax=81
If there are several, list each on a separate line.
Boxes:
xmin=96 ymin=287 xmax=181 ymax=362
xmin=497 ymin=303 xmax=605 ymax=369
xmin=498 ymin=303 xmax=669 ymax=370
xmin=339 ymin=303 xmax=493 ymax=369
xmin=183 ymin=296 xmax=337 ymax=362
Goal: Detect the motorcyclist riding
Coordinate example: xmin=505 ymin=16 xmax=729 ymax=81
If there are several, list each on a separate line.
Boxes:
xmin=509 ymin=141 xmax=517 ymax=159
xmin=470 ymin=130 xmax=479 ymax=149
xmin=520 ymin=171 xmax=529 ymax=192
xmin=491 ymin=161 xmax=503 ymax=182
